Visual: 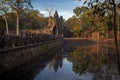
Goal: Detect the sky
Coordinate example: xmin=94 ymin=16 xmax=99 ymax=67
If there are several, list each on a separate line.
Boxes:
xmin=32 ymin=0 xmax=84 ymax=20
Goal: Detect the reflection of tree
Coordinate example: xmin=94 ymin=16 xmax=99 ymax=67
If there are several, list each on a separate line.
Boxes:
xmin=92 ymin=73 xmax=113 ymax=80
xmin=72 ymin=49 xmax=89 ymax=75
xmin=71 ymin=47 xmax=110 ymax=75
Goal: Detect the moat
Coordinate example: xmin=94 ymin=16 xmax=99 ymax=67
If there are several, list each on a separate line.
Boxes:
xmin=0 ymin=39 xmax=120 ymax=80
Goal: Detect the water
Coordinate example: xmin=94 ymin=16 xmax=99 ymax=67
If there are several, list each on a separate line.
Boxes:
xmin=1 ymin=43 xmax=120 ymax=80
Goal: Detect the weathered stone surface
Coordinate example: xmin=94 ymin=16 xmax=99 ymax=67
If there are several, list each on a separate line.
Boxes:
xmin=47 ymin=11 xmax=63 ymax=37
xmin=0 ymin=39 xmax=63 ymax=75
xmin=0 ymin=30 xmax=57 ymax=49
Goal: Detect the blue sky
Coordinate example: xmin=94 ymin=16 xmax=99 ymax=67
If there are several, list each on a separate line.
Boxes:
xmin=32 ymin=0 xmax=84 ymax=20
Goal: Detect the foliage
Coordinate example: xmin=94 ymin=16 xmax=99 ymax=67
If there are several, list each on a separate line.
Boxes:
xmin=73 ymin=6 xmax=88 ymax=18
xmin=72 ymin=49 xmax=89 ymax=75
xmin=0 ymin=0 xmax=10 ymax=13
xmin=0 ymin=9 xmax=48 ymax=30
xmin=8 ymin=0 xmax=33 ymax=35
xmin=72 ymin=5 xmax=115 ymax=38
xmin=9 ymin=0 xmax=33 ymax=13
xmin=0 ymin=0 xmax=10 ymax=34
xmin=72 ymin=26 xmax=83 ymax=37
xmin=0 ymin=0 xmax=48 ymax=31
xmin=0 ymin=16 xmax=5 ymax=30
xmin=71 ymin=48 xmax=109 ymax=75
xmin=20 ymin=9 xmax=47 ymax=30
xmin=80 ymin=0 xmax=120 ymax=73
xmin=66 ymin=16 xmax=81 ymax=30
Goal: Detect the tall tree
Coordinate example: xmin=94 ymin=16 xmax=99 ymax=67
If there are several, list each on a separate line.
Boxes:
xmin=9 ymin=0 xmax=32 ymax=36
xmin=0 ymin=0 xmax=10 ymax=34
xmin=112 ymin=0 xmax=120 ymax=73
xmin=44 ymin=7 xmax=54 ymax=28
xmin=80 ymin=0 xmax=120 ymax=73
xmin=44 ymin=7 xmax=54 ymax=17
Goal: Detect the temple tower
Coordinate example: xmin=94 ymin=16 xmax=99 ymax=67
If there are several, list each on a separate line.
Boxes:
xmin=47 ymin=11 xmax=63 ymax=37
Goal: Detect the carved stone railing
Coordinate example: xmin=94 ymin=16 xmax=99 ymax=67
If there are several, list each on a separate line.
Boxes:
xmin=0 ymin=39 xmax=63 ymax=75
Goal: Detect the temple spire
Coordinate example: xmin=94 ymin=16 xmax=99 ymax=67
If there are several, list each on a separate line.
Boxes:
xmin=54 ymin=11 xmax=59 ymax=19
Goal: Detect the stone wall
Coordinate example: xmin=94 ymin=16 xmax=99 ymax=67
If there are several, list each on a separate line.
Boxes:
xmin=0 ymin=39 xmax=63 ymax=75
xmin=0 ymin=30 xmax=58 ymax=49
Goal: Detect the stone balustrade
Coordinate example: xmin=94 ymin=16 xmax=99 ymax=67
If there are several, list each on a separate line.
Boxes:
xmin=0 ymin=39 xmax=63 ymax=75
xmin=0 ymin=30 xmax=57 ymax=49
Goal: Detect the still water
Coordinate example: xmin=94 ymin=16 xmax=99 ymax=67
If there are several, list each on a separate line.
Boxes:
xmin=1 ymin=43 xmax=120 ymax=80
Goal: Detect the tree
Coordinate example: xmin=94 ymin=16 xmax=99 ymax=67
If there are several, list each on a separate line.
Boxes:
xmin=73 ymin=26 xmax=83 ymax=37
xmin=79 ymin=0 xmax=120 ymax=74
xmin=44 ymin=7 xmax=54 ymax=17
xmin=19 ymin=9 xmax=47 ymax=30
xmin=44 ymin=7 xmax=54 ymax=28
xmin=27 ymin=9 xmax=47 ymax=29
xmin=0 ymin=0 xmax=10 ymax=34
xmin=9 ymin=0 xmax=32 ymax=36
xmin=66 ymin=16 xmax=81 ymax=30
xmin=80 ymin=8 xmax=95 ymax=32
xmin=73 ymin=5 xmax=113 ymax=39
xmin=73 ymin=6 xmax=88 ymax=18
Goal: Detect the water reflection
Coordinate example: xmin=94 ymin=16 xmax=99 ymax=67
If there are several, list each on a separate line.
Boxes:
xmin=48 ymin=53 xmax=63 ymax=73
xmin=0 ymin=54 xmax=52 ymax=80
xmin=71 ymin=47 xmax=113 ymax=75
xmin=0 ymin=44 xmax=120 ymax=80
xmin=70 ymin=45 xmax=120 ymax=80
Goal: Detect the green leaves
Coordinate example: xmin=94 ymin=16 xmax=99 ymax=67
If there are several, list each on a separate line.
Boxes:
xmin=9 ymin=0 xmax=33 ymax=12
xmin=0 ymin=0 xmax=10 ymax=13
xmin=73 ymin=26 xmax=83 ymax=37
xmin=73 ymin=6 xmax=88 ymax=18
xmin=80 ymin=0 xmax=115 ymax=17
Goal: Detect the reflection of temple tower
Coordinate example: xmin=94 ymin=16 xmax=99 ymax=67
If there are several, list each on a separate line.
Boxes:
xmin=48 ymin=55 xmax=63 ymax=73
xmin=47 ymin=11 xmax=63 ymax=37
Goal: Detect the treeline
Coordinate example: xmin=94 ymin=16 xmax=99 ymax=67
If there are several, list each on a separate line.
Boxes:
xmin=66 ymin=6 xmax=120 ymax=39
xmin=0 ymin=9 xmax=48 ymax=32
xmin=0 ymin=0 xmax=48 ymax=36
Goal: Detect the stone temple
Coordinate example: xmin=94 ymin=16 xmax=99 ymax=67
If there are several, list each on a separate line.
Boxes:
xmin=47 ymin=11 xmax=63 ymax=37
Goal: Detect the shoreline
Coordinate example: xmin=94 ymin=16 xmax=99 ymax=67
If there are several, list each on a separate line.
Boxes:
xmin=63 ymin=38 xmax=120 ymax=47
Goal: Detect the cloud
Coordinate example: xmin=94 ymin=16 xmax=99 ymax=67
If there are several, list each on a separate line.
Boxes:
xmin=58 ymin=11 xmax=74 ymax=20
xmin=39 ymin=10 xmax=73 ymax=20
xmin=32 ymin=0 xmax=84 ymax=19
xmin=40 ymin=10 xmax=48 ymax=16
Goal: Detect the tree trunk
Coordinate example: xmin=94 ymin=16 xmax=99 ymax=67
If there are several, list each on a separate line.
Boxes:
xmin=4 ymin=15 xmax=9 ymax=35
xmin=118 ymin=17 xmax=119 ymax=43
xmin=16 ymin=13 xmax=19 ymax=36
xmin=113 ymin=0 xmax=120 ymax=74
